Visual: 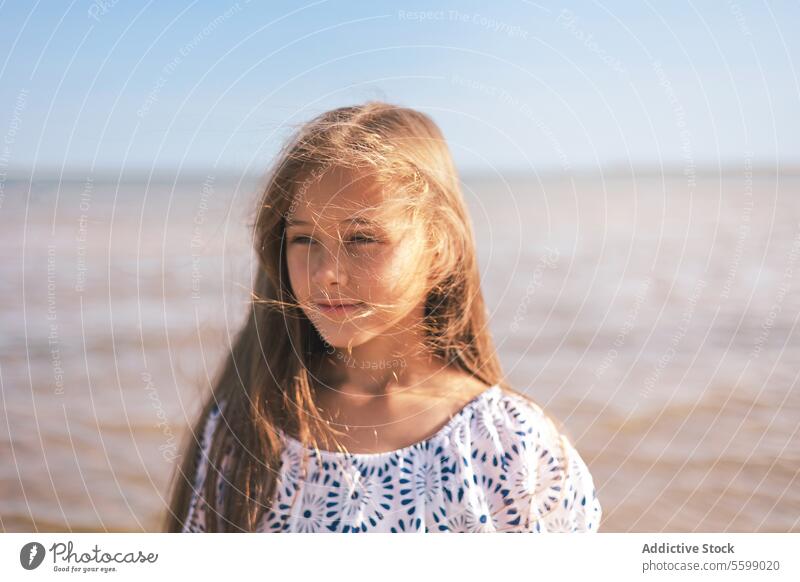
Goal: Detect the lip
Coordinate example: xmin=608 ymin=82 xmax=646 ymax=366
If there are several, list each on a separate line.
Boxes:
xmin=312 ymin=301 xmax=365 ymax=316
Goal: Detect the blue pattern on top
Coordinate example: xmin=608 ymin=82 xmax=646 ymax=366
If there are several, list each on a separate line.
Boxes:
xmin=182 ymin=385 xmax=602 ymax=533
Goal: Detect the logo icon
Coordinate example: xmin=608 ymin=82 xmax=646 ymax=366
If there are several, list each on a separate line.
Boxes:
xmin=20 ymin=542 xmax=46 ymax=570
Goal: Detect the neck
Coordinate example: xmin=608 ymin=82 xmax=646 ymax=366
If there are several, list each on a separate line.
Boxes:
xmin=312 ymin=339 xmax=448 ymax=398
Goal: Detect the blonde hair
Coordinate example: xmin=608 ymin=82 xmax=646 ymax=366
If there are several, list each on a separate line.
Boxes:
xmin=165 ymin=102 xmax=512 ymax=532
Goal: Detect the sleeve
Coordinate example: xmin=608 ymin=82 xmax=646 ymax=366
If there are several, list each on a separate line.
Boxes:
xmin=535 ymin=434 xmax=602 ymax=533
xmin=181 ymin=401 xmax=225 ymax=533
xmin=497 ymin=394 xmax=602 ymax=533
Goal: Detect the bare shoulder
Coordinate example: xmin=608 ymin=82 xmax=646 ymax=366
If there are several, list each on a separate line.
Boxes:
xmin=439 ymin=370 xmax=522 ymax=403
xmin=426 ymin=368 xmax=498 ymax=407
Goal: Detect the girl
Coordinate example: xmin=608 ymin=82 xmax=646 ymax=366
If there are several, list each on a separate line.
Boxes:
xmin=165 ymin=102 xmax=602 ymax=533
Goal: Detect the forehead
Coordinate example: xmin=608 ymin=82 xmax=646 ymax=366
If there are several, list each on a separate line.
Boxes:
xmin=287 ymin=166 xmax=402 ymax=228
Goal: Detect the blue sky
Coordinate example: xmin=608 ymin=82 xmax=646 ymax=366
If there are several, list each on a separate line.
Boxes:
xmin=1 ymin=0 xmax=798 ymax=176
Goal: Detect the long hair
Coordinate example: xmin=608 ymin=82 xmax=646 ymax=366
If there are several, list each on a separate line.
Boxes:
xmin=164 ymin=102 xmax=514 ymax=532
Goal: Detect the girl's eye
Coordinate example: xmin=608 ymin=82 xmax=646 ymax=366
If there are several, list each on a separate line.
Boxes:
xmin=348 ymin=234 xmax=378 ymax=244
xmin=288 ymin=234 xmax=379 ymax=245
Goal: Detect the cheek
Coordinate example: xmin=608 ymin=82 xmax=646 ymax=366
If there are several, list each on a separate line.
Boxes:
xmin=355 ymin=244 xmax=426 ymax=300
xmin=286 ymin=249 xmax=310 ymax=295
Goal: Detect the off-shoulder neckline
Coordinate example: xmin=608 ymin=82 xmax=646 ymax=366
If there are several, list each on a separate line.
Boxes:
xmin=277 ymin=383 xmax=503 ymax=459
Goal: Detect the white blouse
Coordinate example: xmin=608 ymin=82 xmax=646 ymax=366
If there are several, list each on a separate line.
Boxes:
xmin=182 ymin=384 xmax=602 ymax=533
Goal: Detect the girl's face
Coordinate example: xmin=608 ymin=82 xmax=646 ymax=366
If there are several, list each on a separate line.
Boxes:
xmin=285 ymin=166 xmax=431 ymax=350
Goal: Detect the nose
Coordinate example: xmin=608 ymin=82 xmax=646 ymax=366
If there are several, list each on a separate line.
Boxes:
xmin=310 ymin=241 xmax=348 ymax=288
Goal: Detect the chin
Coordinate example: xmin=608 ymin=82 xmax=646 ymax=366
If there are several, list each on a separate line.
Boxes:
xmin=318 ymin=329 xmax=373 ymax=350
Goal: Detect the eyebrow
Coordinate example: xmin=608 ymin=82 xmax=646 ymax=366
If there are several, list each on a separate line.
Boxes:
xmin=285 ymin=216 xmax=381 ymax=227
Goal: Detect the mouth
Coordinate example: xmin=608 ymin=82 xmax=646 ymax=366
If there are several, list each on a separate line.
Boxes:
xmin=312 ymin=301 xmax=366 ymax=316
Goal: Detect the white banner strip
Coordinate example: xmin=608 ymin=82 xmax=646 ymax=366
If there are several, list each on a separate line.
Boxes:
xmin=1 ymin=533 xmax=797 ymax=581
